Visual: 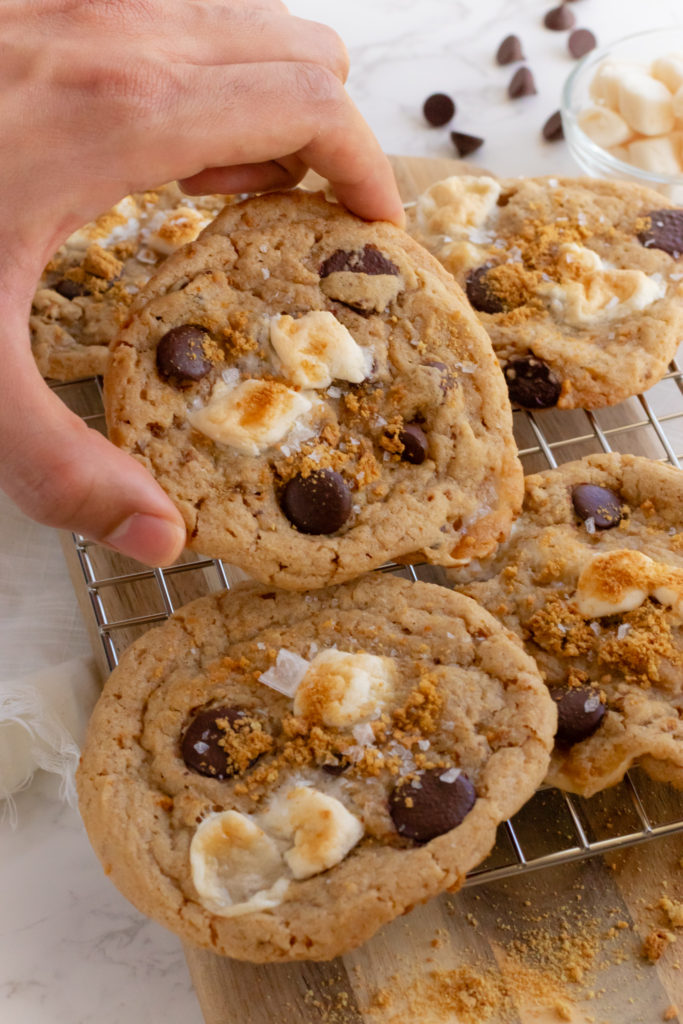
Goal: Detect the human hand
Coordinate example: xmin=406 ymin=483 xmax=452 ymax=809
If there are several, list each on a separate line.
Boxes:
xmin=0 ymin=0 xmax=403 ymax=565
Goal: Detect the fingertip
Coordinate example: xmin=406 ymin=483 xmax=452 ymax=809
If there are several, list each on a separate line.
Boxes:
xmin=100 ymin=513 xmax=187 ymax=568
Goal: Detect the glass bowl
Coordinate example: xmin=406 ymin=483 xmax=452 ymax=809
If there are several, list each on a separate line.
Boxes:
xmin=562 ymin=28 xmax=683 ymax=201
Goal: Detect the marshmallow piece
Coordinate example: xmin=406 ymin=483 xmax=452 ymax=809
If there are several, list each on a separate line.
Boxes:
xmin=575 ymin=549 xmax=683 ymax=619
xmin=414 ymin=175 xmax=501 ymax=254
xmin=673 ymin=83 xmax=683 ymax=123
xmin=589 ymin=60 xmax=642 ymax=107
xmin=189 ymin=378 xmax=312 ymax=455
xmin=651 ymin=54 xmax=683 ymax=94
xmin=190 ymin=811 xmax=289 ymax=917
xmin=608 ymin=145 xmax=631 ymax=164
xmin=293 ymin=649 xmax=397 ymax=727
xmin=577 ymin=106 xmax=632 ymax=149
xmin=265 ymin=786 xmax=364 ymax=880
xmin=627 ymin=135 xmax=682 ymax=175
xmin=618 ymin=73 xmax=675 ymax=136
xmin=143 ymin=206 xmax=212 ymax=256
xmin=270 ymin=312 xmax=369 ymax=389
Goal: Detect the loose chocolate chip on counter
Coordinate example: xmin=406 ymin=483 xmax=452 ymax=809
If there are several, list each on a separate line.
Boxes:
xmin=389 ymin=767 xmax=476 ymax=843
xmin=542 ymin=110 xmax=564 ymax=142
xmin=319 ymin=244 xmax=399 ymax=278
xmin=399 ymin=423 xmax=429 ymax=464
xmin=637 ymin=209 xmax=683 ymax=259
xmin=496 ymin=34 xmax=525 ymax=65
xmin=156 ymin=324 xmax=213 ymax=385
xmin=423 ymin=92 xmax=456 ymax=127
xmin=571 ymin=484 xmax=624 ymax=529
xmin=282 ymin=468 xmax=352 ymax=534
xmin=568 ymin=28 xmax=597 ymax=58
xmin=544 ymin=5 xmax=576 ymax=30
xmin=508 ymin=67 xmax=537 ymax=99
xmin=53 ymin=278 xmax=90 ymax=299
xmin=451 ymin=131 xmax=485 ymax=158
xmin=181 ymin=705 xmax=268 ymax=779
xmin=504 ymin=356 xmax=562 ymax=408
xmin=552 ymin=687 xmax=607 ymax=746
xmin=465 ymin=264 xmax=506 ymax=314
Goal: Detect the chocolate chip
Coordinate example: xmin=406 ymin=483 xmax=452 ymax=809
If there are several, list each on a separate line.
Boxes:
xmin=542 ymin=110 xmax=564 ymax=142
xmin=496 ymin=34 xmax=524 ymax=65
xmin=423 ymin=93 xmax=456 ymax=127
xmin=181 ymin=705 xmax=267 ymax=779
xmin=466 ymin=264 xmax=506 ymax=314
xmin=637 ymin=209 xmax=683 ymax=259
xmin=321 ymin=756 xmax=350 ymax=776
xmin=282 ymin=469 xmax=352 ymax=534
xmin=53 ymin=278 xmax=90 ymax=299
xmin=451 ymin=131 xmax=485 ymax=158
xmin=571 ymin=484 xmax=624 ymax=530
xmin=508 ymin=67 xmax=537 ymax=99
xmin=319 ymin=244 xmax=399 ymax=279
xmin=569 ymin=28 xmax=597 ymax=58
xmin=399 ymin=423 xmax=429 ymax=464
xmin=544 ymin=4 xmax=576 ymax=30
xmin=423 ymin=359 xmax=456 ymax=392
xmin=504 ymin=356 xmax=562 ymax=408
xmin=156 ymin=325 xmax=212 ymax=385
xmin=389 ymin=768 xmax=476 ymax=843
xmin=552 ymin=687 xmax=606 ymax=746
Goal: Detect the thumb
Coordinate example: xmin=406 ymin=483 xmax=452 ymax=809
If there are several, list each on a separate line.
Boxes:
xmin=2 ymin=338 xmax=186 ymax=567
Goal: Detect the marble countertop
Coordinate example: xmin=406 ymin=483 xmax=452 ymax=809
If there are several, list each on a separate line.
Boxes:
xmin=2 ymin=1 xmax=681 ymax=1022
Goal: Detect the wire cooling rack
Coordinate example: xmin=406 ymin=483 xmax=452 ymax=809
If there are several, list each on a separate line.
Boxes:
xmin=53 ymin=356 xmax=683 ymax=886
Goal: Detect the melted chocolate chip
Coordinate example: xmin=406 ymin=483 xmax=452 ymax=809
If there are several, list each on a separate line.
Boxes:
xmin=321 ymin=756 xmax=350 ymax=776
xmin=281 ymin=469 xmax=352 ymax=534
xmin=504 ymin=356 xmax=562 ymax=408
xmin=423 ymin=359 xmax=456 ymax=392
xmin=389 ymin=768 xmax=476 ymax=843
xmin=496 ymin=34 xmax=524 ymax=65
xmin=181 ymin=705 xmax=266 ymax=779
xmin=466 ymin=264 xmax=506 ymax=314
xmin=544 ymin=5 xmax=576 ymax=30
xmin=542 ymin=110 xmax=564 ymax=142
xmin=552 ymin=687 xmax=606 ymax=746
xmin=399 ymin=423 xmax=429 ymax=464
xmin=53 ymin=278 xmax=90 ymax=299
xmin=451 ymin=131 xmax=485 ymax=158
xmin=508 ymin=67 xmax=537 ymax=99
xmin=319 ymin=244 xmax=399 ymax=279
xmin=423 ymin=92 xmax=456 ymax=127
xmin=637 ymin=209 xmax=683 ymax=259
xmin=156 ymin=325 xmax=212 ymax=385
xmin=568 ymin=28 xmax=597 ymax=58
xmin=571 ymin=484 xmax=624 ymax=530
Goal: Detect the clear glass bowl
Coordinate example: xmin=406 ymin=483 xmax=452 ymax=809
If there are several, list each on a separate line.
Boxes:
xmin=562 ymin=28 xmax=683 ymax=200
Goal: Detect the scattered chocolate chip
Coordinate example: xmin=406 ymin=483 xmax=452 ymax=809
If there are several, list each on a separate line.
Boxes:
xmin=319 ymin=244 xmax=399 ymax=278
xmin=282 ymin=469 xmax=352 ymax=534
xmin=156 ymin=325 xmax=212 ymax=385
xmin=504 ymin=356 xmax=562 ymax=408
xmin=568 ymin=27 xmax=597 ymax=58
xmin=399 ymin=423 xmax=429 ymax=464
xmin=552 ymin=687 xmax=606 ymax=746
xmin=508 ymin=66 xmax=537 ymax=99
xmin=544 ymin=4 xmax=576 ymax=30
xmin=451 ymin=131 xmax=485 ymax=158
xmin=542 ymin=110 xmax=564 ymax=142
xmin=571 ymin=484 xmax=624 ymax=529
xmin=389 ymin=768 xmax=476 ymax=843
xmin=466 ymin=264 xmax=506 ymax=314
xmin=53 ymin=278 xmax=90 ymax=299
xmin=423 ymin=92 xmax=456 ymax=127
xmin=181 ymin=705 xmax=267 ymax=779
xmin=637 ymin=209 xmax=683 ymax=259
xmin=496 ymin=34 xmax=524 ymax=65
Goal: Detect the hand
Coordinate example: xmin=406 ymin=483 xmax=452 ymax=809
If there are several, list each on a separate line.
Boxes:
xmin=0 ymin=0 xmax=403 ymax=565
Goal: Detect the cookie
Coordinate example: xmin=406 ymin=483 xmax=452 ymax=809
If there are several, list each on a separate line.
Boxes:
xmin=30 ymin=183 xmax=229 ymax=381
xmin=408 ymin=175 xmax=683 ymax=409
xmin=449 ymin=453 xmax=683 ymax=796
xmin=76 ymin=575 xmax=556 ymax=962
xmin=104 ymin=189 xmax=523 ymax=589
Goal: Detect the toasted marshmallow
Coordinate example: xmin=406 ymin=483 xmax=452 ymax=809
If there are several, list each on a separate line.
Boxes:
xmin=575 ymin=549 xmax=683 ymax=619
xmin=189 ymin=378 xmax=312 ymax=455
xmin=264 ymin=786 xmax=364 ymax=880
xmin=143 ymin=206 xmax=213 ymax=256
xmin=293 ymin=649 xmax=396 ymax=727
xmin=190 ymin=811 xmax=289 ymax=917
xmin=577 ymin=106 xmax=632 ymax=149
xmin=270 ymin=312 xmax=369 ymax=389
xmin=414 ymin=175 xmax=501 ymax=256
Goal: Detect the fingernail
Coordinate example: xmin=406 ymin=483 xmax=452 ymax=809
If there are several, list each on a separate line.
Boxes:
xmin=101 ymin=514 xmax=186 ymax=566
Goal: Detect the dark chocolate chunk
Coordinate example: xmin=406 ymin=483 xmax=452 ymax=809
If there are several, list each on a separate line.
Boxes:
xmin=508 ymin=66 xmax=537 ymax=99
xmin=282 ymin=469 xmax=352 ymax=534
xmin=389 ymin=767 xmax=476 ymax=843
xmin=544 ymin=5 xmax=576 ymax=30
xmin=53 ymin=278 xmax=90 ymax=299
xmin=637 ymin=209 xmax=683 ymax=259
xmin=466 ymin=264 xmax=506 ymax=314
xmin=552 ymin=687 xmax=606 ymax=746
xmin=569 ymin=28 xmax=597 ymax=58
xmin=542 ymin=110 xmax=565 ymax=142
xmin=504 ymin=356 xmax=562 ymax=408
xmin=181 ymin=705 xmax=267 ymax=779
xmin=156 ymin=325 xmax=212 ymax=385
xmin=571 ymin=484 xmax=624 ymax=529
xmin=319 ymin=244 xmax=399 ymax=279
xmin=423 ymin=92 xmax=456 ymax=127
xmin=399 ymin=423 xmax=429 ymax=464
xmin=496 ymin=34 xmax=524 ymax=65
xmin=451 ymin=131 xmax=485 ymax=158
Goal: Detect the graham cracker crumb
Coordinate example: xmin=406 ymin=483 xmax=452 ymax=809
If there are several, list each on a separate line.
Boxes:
xmin=642 ymin=928 xmax=676 ymax=962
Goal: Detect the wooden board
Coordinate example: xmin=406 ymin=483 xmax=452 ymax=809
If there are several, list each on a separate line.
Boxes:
xmin=59 ymin=155 xmax=683 ymax=1024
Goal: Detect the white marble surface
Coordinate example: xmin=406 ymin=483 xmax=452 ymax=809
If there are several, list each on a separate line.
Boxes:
xmin=1 ymin=1 xmax=682 ymax=1022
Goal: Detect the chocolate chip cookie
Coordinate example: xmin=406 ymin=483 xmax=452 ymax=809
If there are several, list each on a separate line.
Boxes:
xmin=77 ymin=575 xmax=556 ymax=962
xmin=450 ymin=453 xmax=683 ymax=796
xmin=30 ymin=183 xmax=229 ymax=381
xmin=104 ymin=189 xmax=523 ymax=589
xmin=408 ymin=175 xmax=683 ymax=409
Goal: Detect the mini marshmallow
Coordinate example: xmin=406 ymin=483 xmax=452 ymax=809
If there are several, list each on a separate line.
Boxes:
xmin=578 ymin=106 xmax=632 ymax=149
xmin=651 ymin=53 xmax=683 ymax=94
xmin=627 ymin=135 xmax=681 ymax=175
xmin=264 ymin=786 xmax=364 ymax=880
xmin=617 ymin=72 xmax=675 ymax=137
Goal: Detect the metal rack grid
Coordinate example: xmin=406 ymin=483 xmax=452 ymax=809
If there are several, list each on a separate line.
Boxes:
xmin=52 ymin=357 xmax=683 ymax=887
